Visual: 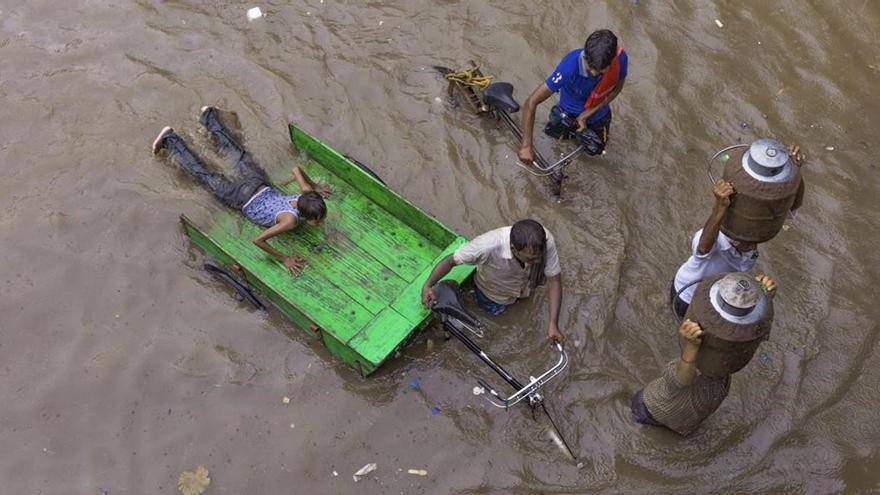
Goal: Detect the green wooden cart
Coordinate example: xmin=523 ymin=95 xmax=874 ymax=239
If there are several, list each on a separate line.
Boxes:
xmin=181 ymin=124 xmax=474 ymax=376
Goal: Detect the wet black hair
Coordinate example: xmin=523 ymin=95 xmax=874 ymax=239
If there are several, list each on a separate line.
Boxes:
xmin=297 ymin=191 xmax=327 ymax=221
xmin=510 ymin=219 xmax=546 ymax=252
xmin=584 ymin=29 xmax=618 ymax=71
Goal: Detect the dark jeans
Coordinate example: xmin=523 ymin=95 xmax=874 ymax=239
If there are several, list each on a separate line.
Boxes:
xmin=161 ymin=109 xmax=270 ymax=209
xmin=473 ymin=284 xmax=509 ymax=316
xmin=631 ymin=389 xmax=664 ymax=427
xmin=544 ymin=105 xmax=612 ymax=142
xmin=669 ymin=281 xmax=690 ymax=320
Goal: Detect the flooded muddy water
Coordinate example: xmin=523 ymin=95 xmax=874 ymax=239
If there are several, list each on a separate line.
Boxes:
xmin=1 ymin=1 xmax=879 ymax=493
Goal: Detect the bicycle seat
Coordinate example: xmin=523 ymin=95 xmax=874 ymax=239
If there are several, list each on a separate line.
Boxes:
xmin=432 ymin=281 xmax=482 ymax=328
xmin=482 ymin=82 xmax=520 ymax=113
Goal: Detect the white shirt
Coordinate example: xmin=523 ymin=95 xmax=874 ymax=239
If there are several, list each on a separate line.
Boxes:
xmin=453 ymin=226 xmax=562 ymax=305
xmin=673 ymin=230 xmax=757 ymax=304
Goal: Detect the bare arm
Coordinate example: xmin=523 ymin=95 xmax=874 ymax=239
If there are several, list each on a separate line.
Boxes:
xmin=420 ymin=254 xmax=458 ymax=306
xmin=545 ymin=273 xmax=564 ymax=343
xmin=697 ymin=179 xmax=734 ymax=255
xmin=291 ymin=166 xmax=315 ymax=192
xmin=291 ymin=166 xmax=332 ymax=197
xmin=674 ymin=319 xmax=703 ymax=386
xmin=517 ymin=83 xmax=554 ymax=163
xmin=575 ymin=79 xmax=626 ymax=131
xmin=253 ymin=213 xmax=304 ymax=275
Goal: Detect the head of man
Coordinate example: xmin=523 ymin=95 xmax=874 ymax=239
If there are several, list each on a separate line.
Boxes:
xmin=583 ymin=29 xmax=618 ymax=76
xmin=510 ymin=219 xmax=546 ymax=265
xmin=296 ymin=191 xmax=327 ymax=226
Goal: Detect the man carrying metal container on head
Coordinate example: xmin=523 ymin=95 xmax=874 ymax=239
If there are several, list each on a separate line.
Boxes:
xmin=671 ymin=139 xmax=805 ymax=319
xmin=632 ymin=272 xmax=777 ymax=435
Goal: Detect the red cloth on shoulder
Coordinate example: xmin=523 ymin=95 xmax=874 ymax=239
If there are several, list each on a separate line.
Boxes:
xmin=584 ymin=46 xmax=624 ymax=110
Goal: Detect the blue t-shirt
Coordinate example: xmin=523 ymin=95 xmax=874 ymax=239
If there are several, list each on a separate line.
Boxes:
xmin=545 ymin=48 xmax=629 ymax=123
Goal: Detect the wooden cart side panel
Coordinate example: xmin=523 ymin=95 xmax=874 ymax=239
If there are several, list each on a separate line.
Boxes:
xmin=347 ymin=308 xmax=415 ymax=369
xmin=321 ymin=330 xmax=375 ymax=377
xmin=390 ymin=237 xmax=475 ymax=326
xmin=289 ymin=124 xmax=455 ymax=248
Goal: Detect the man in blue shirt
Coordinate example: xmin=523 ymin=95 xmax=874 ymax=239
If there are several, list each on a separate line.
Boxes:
xmin=518 ymin=29 xmax=629 ymax=164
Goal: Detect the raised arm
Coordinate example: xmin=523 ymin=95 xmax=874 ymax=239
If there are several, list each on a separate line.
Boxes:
xmin=290 ymin=166 xmax=332 ymax=197
xmin=674 ymin=319 xmax=704 ymax=386
xmin=517 ymin=83 xmax=554 ymax=164
xmin=420 ymin=254 xmax=457 ymax=307
xmin=697 ymin=179 xmax=734 ymax=255
xmin=291 ymin=166 xmax=315 ymax=192
xmin=252 ymin=213 xmax=303 ymax=275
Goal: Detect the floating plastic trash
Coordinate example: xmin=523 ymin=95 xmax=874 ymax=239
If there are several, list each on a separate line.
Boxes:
xmin=247 ymin=7 xmax=263 ymax=21
xmin=353 ymin=463 xmax=377 ymax=482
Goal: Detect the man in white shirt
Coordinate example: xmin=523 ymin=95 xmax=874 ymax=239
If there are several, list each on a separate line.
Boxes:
xmin=671 ymin=180 xmax=758 ymax=318
xmin=421 ymin=219 xmax=564 ymax=343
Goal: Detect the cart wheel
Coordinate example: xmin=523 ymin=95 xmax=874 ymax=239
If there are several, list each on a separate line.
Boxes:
xmin=204 ymin=263 xmax=266 ymax=311
xmin=344 ymin=154 xmax=386 ymax=185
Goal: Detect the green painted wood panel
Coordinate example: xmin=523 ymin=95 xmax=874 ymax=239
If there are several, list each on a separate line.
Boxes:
xmin=202 ymin=215 xmax=375 ymax=343
xmin=347 ymin=308 xmax=416 ymax=367
xmin=390 ymin=237 xmax=474 ymax=326
xmin=289 ymin=124 xmax=455 ymax=248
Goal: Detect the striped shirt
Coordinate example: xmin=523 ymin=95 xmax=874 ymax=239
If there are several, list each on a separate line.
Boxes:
xmin=642 ymin=360 xmax=731 ymax=435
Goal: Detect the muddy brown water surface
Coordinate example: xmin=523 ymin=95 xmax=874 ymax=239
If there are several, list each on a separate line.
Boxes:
xmin=2 ymin=1 xmax=880 ymax=493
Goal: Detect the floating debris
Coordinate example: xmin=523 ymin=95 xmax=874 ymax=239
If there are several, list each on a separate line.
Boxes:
xmin=282 ymin=396 xmax=290 ymax=404
xmin=714 ymin=19 xmax=724 ymax=28
xmin=407 ymin=469 xmax=428 ymax=476
xmin=825 ymin=146 xmax=835 ymax=151
xmin=472 ymin=386 xmax=485 ymax=396
xmin=353 ymin=463 xmax=377 ymax=482
xmin=332 ymin=470 xmax=338 ymax=477
xmin=409 ymin=378 xmax=421 ymax=391
xmin=247 ymin=7 xmax=263 ymax=21
xmin=548 ymin=428 xmax=576 ymax=461
xmin=431 ymin=406 xmax=441 ymax=415
xmin=177 ymin=466 xmax=210 ymax=495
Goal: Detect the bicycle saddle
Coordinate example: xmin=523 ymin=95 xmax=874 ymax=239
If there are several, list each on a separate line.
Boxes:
xmin=432 ymin=281 xmax=482 ymax=328
xmin=482 ymin=82 xmax=520 ymax=113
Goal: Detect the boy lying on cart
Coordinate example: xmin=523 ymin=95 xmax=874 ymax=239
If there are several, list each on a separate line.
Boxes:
xmin=153 ymin=106 xmax=330 ymax=275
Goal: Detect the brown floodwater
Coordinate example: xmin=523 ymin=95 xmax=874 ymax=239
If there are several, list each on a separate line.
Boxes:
xmin=2 ymin=1 xmax=879 ymax=493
